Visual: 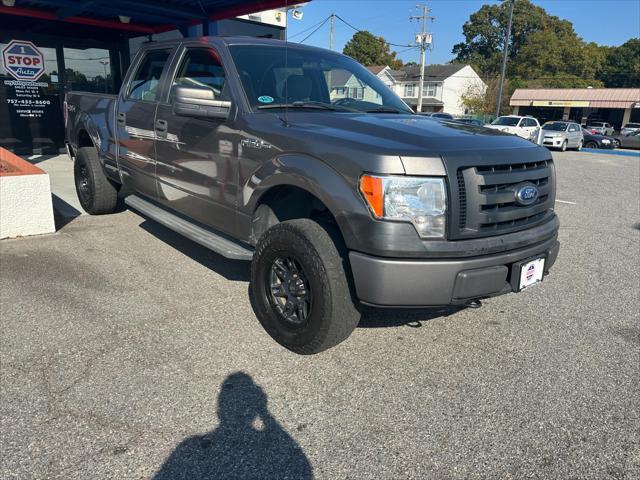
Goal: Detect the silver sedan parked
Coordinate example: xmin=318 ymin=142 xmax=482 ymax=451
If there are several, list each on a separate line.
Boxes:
xmin=541 ymin=121 xmax=584 ymax=151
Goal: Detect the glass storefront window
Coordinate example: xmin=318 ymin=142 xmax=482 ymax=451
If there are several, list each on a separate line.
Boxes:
xmin=63 ymin=47 xmax=114 ymax=94
xmin=0 ymin=42 xmax=64 ymax=153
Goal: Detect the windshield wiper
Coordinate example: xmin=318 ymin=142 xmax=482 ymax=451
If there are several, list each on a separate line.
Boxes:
xmin=258 ymin=101 xmax=350 ymax=111
xmin=364 ymin=106 xmax=406 ymax=114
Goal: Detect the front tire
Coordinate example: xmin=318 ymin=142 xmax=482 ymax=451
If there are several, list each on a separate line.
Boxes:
xmin=585 ymin=141 xmax=598 ymax=149
xmin=576 ymin=140 xmax=583 ymax=151
xmin=613 ymin=139 xmax=621 ymax=148
xmin=251 ymin=219 xmax=360 ymax=354
xmin=560 ymin=140 xmax=568 ymax=152
xmin=74 ymin=147 xmax=118 ymax=215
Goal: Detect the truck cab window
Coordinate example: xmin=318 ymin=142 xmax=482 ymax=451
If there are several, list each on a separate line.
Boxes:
xmin=127 ymin=49 xmax=172 ymax=102
xmin=172 ymin=48 xmax=226 ymax=100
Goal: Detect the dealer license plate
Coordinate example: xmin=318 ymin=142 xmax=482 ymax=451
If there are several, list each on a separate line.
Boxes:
xmin=519 ymin=257 xmax=545 ymax=291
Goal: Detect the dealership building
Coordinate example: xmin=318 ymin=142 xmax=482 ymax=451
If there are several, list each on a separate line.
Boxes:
xmin=510 ymin=88 xmax=640 ymax=130
xmin=0 ymin=0 xmax=293 ymax=155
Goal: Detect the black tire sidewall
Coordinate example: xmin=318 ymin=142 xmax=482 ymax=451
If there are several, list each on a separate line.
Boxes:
xmin=74 ymin=150 xmax=95 ymax=212
xmin=252 ymin=225 xmax=333 ymax=351
xmin=585 ymin=142 xmax=597 ymax=149
xmin=74 ymin=147 xmax=118 ymax=214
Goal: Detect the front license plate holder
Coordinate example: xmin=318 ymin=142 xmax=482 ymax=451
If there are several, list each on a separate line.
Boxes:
xmin=511 ymin=256 xmax=546 ymax=292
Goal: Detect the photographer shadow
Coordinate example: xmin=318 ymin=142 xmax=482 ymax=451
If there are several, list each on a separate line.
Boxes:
xmin=152 ymin=372 xmax=313 ymax=480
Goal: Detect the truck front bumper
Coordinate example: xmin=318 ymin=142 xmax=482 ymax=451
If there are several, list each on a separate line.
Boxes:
xmin=349 ymin=236 xmax=560 ymax=307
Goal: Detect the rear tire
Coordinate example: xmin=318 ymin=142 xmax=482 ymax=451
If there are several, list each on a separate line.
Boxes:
xmin=74 ymin=147 xmax=118 ymax=215
xmin=250 ymin=219 xmax=360 ymax=354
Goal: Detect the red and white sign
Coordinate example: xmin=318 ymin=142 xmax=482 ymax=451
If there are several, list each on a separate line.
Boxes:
xmin=2 ymin=40 xmax=45 ymax=81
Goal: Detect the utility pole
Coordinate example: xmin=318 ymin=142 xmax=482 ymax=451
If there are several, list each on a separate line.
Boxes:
xmin=410 ymin=4 xmax=434 ymax=113
xmin=496 ymin=0 xmax=515 ymax=117
xmin=329 ymin=13 xmax=335 ymax=50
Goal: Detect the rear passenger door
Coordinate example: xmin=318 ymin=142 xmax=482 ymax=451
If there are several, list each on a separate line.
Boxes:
xmin=116 ymin=47 xmax=174 ymax=198
xmin=568 ymin=123 xmax=581 ymax=147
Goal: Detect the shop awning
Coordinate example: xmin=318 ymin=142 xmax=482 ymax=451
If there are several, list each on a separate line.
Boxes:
xmin=0 ymin=0 xmax=293 ymax=34
xmin=511 ymin=88 xmax=640 ymax=109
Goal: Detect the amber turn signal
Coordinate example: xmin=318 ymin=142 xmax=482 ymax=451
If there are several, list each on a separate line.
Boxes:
xmin=359 ymin=175 xmax=384 ymax=217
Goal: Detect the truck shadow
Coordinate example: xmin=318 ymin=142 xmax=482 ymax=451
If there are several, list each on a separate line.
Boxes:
xmin=358 ymin=305 xmax=464 ymax=328
xmin=138 ymin=218 xmax=465 ymax=328
xmin=152 ymin=372 xmax=313 ymax=480
xmin=138 ymin=219 xmax=251 ymax=282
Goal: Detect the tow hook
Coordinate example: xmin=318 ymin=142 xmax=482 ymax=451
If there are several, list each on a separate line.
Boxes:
xmin=465 ymin=299 xmax=483 ymax=309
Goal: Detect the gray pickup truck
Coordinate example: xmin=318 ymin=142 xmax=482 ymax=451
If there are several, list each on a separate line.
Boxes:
xmin=65 ymin=37 xmax=560 ymax=354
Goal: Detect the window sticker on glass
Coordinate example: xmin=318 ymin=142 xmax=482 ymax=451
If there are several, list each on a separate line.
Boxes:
xmin=258 ymin=95 xmax=274 ymax=104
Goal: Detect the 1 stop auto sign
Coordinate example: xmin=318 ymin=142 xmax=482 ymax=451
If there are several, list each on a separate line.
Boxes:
xmin=2 ymin=40 xmax=45 ymax=81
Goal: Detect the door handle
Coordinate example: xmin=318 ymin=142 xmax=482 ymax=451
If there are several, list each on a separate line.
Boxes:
xmin=155 ymin=119 xmax=168 ymax=137
xmin=117 ymin=112 xmax=126 ymax=127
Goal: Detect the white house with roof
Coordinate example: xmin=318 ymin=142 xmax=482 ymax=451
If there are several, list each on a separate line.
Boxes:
xmin=367 ymin=64 xmax=486 ymax=116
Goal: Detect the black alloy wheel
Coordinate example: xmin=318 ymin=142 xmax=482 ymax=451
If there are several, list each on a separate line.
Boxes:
xmin=267 ymin=256 xmax=312 ymax=326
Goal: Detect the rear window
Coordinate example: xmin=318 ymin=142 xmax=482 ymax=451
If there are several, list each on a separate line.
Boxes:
xmin=128 ymin=49 xmax=172 ymax=102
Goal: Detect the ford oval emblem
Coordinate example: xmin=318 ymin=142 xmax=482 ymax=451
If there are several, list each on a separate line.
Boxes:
xmin=515 ymin=184 xmax=539 ymax=206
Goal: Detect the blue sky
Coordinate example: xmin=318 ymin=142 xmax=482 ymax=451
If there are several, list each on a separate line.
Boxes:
xmin=286 ymin=0 xmax=640 ymax=65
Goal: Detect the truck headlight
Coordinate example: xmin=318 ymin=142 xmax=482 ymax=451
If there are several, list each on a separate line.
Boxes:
xmin=360 ymin=175 xmax=447 ymax=238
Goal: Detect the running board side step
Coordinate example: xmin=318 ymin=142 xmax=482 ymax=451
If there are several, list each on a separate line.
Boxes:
xmin=125 ymin=195 xmax=254 ymax=261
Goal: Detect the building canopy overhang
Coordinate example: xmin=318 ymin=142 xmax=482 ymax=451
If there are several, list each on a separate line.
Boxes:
xmin=511 ymin=88 xmax=640 ymax=109
xmin=0 ymin=0 xmax=292 ymax=36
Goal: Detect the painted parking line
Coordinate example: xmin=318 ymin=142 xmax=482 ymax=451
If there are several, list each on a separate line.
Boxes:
xmin=582 ymin=148 xmax=640 ymax=157
xmin=556 ymin=200 xmax=576 ymax=205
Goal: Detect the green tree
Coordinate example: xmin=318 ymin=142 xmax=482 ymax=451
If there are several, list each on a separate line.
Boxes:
xmin=452 ymin=0 xmax=616 ymax=88
xmin=461 ymin=76 xmax=517 ymax=117
xmin=452 ymin=0 xmax=557 ymax=77
xmin=343 ymin=31 xmax=403 ymax=68
xmin=598 ymin=38 xmax=640 ymax=87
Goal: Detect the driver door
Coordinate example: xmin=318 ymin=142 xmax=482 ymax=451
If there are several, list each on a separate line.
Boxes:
xmin=154 ymin=46 xmax=239 ymax=236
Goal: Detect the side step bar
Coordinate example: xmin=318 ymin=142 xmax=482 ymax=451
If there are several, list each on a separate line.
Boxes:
xmin=125 ymin=195 xmax=254 ymax=261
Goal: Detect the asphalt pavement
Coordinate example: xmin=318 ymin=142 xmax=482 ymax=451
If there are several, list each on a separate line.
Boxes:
xmin=1 ymin=151 xmax=639 ymax=479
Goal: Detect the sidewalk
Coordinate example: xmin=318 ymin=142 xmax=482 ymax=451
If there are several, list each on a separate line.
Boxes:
xmin=28 ymin=154 xmax=86 ymax=219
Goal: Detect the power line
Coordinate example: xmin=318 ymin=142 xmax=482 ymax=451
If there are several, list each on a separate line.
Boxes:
xmin=288 ymin=16 xmax=331 ymax=40
xmin=299 ymin=16 xmax=331 ymax=43
xmin=334 ymin=14 xmax=411 ymax=48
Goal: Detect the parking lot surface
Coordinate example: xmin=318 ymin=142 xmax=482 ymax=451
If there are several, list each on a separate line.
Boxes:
xmin=1 ymin=151 xmax=639 ymax=479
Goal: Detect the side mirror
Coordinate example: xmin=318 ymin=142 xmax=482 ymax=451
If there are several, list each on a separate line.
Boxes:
xmin=173 ymin=85 xmax=231 ymax=120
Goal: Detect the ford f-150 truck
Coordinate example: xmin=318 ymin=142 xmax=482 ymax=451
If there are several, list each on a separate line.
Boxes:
xmin=65 ymin=37 xmax=560 ymax=354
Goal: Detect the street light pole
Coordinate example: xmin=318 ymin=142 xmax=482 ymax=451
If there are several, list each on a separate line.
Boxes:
xmin=99 ymin=60 xmax=109 ymax=93
xmin=496 ymin=0 xmax=515 ymax=117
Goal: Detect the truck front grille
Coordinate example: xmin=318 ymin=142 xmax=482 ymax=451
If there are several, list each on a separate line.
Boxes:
xmin=452 ymin=159 xmax=555 ymax=239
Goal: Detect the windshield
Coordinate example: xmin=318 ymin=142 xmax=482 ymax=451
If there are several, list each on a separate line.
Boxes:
xmin=625 ymin=123 xmax=640 ymax=128
xmin=543 ymin=122 xmax=568 ymax=131
xmin=228 ymin=45 xmax=412 ymax=113
xmin=589 ymin=122 xmax=604 ymax=127
xmin=491 ymin=117 xmax=520 ymax=126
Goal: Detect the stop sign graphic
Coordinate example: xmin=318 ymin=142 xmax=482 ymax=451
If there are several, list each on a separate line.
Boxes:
xmin=2 ymin=40 xmax=45 ymax=81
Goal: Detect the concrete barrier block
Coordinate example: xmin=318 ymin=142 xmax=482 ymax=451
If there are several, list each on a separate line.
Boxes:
xmin=0 ymin=148 xmax=56 ymax=239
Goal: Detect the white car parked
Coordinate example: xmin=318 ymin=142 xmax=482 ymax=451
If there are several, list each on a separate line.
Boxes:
xmin=541 ymin=121 xmax=584 ymax=151
xmin=486 ymin=115 xmax=540 ymax=141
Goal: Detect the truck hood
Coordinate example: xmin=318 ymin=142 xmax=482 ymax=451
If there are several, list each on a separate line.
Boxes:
xmin=261 ymin=112 xmax=535 ymax=155
xmin=248 ymin=112 xmax=549 ymax=178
